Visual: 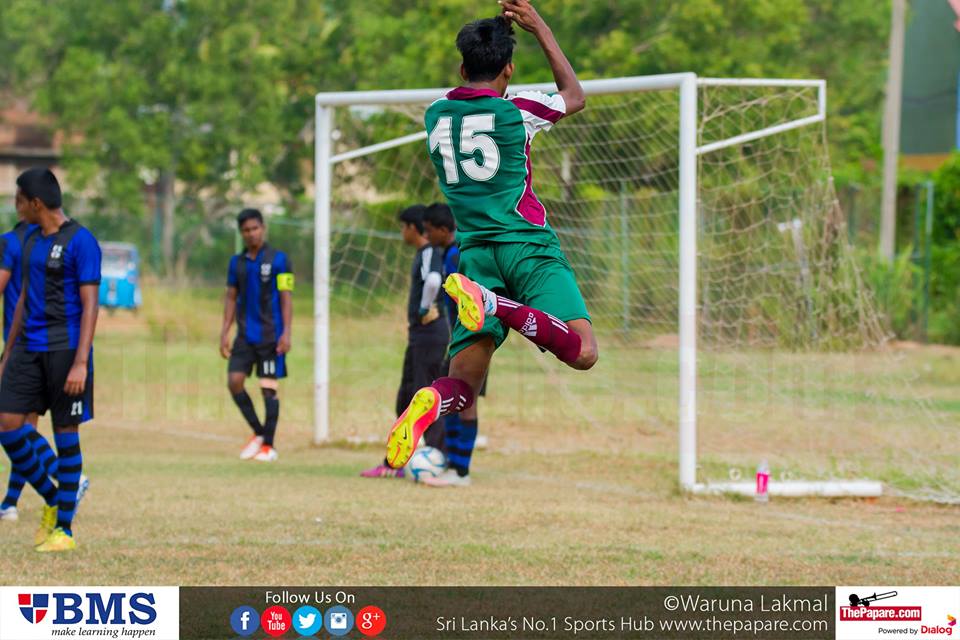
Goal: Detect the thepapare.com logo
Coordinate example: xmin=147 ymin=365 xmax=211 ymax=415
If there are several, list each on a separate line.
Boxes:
xmin=17 ymin=591 xmax=157 ymax=629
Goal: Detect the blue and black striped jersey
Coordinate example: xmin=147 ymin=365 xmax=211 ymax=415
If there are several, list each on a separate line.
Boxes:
xmin=21 ymin=219 xmax=102 ymax=352
xmin=227 ymin=244 xmax=292 ymax=345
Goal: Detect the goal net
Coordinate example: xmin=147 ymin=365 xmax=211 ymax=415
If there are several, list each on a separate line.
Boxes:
xmin=313 ymin=74 xmax=957 ymax=503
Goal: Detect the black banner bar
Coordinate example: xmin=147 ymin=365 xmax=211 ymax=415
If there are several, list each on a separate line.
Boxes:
xmin=180 ymin=587 xmax=834 ymax=640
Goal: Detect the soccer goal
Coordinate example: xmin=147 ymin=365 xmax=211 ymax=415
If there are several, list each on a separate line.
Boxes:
xmin=312 ymin=74 xmax=957 ymax=503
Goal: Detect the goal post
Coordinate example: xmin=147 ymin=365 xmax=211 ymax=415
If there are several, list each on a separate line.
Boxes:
xmin=313 ymin=71 xmax=700 ymax=451
xmin=312 ymin=73 xmax=952 ymax=502
xmin=313 ymin=72 xmax=703 ymax=481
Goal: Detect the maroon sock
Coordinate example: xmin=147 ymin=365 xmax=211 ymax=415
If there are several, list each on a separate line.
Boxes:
xmin=494 ymin=296 xmax=582 ymax=364
xmin=430 ymin=377 xmax=475 ymax=416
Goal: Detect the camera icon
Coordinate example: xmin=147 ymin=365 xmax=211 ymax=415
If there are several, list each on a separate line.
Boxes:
xmin=330 ymin=612 xmax=348 ymax=629
xmin=324 ymin=606 xmax=354 ymax=637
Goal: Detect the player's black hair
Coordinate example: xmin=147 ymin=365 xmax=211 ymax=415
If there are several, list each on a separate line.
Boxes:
xmin=424 ymin=203 xmax=456 ymax=232
xmin=456 ymin=16 xmax=515 ymax=82
xmin=237 ymin=208 xmax=264 ymax=228
xmin=16 ymin=167 xmax=62 ymax=209
xmin=398 ymin=204 xmax=428 ymax=234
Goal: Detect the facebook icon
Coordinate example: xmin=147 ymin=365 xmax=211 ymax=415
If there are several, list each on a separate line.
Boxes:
xmin=231 ymin=606 xmax=259 ymax=637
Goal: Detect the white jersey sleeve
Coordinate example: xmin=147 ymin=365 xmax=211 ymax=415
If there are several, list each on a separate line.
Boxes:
xmin=509 ymin=90 xmax=567 ymax=138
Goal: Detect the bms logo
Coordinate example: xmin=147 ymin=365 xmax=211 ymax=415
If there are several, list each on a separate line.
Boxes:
xmin=15 ymin=592 xmax=157 ymax=625
xmin=19 ymin=594 xmax=49 ymax=624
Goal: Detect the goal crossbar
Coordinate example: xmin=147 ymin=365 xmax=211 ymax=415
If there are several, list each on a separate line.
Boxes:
xmin=321 ymin=76 xmax=826 ymax=168
xmin=314 ymin=73 xmax=698 ymax=107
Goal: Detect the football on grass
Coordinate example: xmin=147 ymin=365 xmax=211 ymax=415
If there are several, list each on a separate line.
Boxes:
xmin=406 ymin=446 xmax=446 ymax=482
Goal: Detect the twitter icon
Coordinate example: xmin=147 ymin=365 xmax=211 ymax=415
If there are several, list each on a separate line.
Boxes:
xmin=292 ymin=605 xmax=323 ymax=637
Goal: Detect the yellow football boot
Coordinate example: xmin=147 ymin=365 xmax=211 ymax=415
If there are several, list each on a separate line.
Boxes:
xmin=442 ymin=274 xmax=487 ymax=332
xmin=36 ymin=527 xmax=76 ymax=553
xmin=385 ymin=388 xmax=440 ymax=469
xmin=34 ymin=504 xmax=57 ymax=546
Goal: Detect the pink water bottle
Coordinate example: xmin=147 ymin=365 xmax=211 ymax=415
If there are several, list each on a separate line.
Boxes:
xmin=755 ymin=460 xmax=770 ymax=502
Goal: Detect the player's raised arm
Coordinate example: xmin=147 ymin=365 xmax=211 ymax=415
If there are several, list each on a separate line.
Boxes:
xmin=499 ymin=0 xmax=585 ymax=115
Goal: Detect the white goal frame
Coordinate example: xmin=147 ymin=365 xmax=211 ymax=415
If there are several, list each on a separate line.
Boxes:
xmin=312 ymin=73 xmax=882 ymax=498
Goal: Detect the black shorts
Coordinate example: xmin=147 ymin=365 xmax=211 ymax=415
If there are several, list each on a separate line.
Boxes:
xmin=0 ymin=344 xmax=94 ymax=427
xmin=228 ymin=337 xmax=287 ymax=379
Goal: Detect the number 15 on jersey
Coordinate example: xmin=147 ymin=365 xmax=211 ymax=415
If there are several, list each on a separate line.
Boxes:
xmin=428 ymin=114 xmax=501 ymax=184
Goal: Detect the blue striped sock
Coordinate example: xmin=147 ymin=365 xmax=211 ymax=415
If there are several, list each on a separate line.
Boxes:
xmin=54 ymin=432 xmax=82 ymax=536
xmin=3 ymin=426 xmax=58 ymax=509
xmin=447 ymin=418 xmax=478 ymax=477
xmin=0 ymin=426 xmax=57 ymax=505
xmin=2 ymin=471 xmax=25 ymax=509
xmin=444 ymin=413 xmax=463 ymax=459
xmin=25 ymin=426 xmax=58 ymax=480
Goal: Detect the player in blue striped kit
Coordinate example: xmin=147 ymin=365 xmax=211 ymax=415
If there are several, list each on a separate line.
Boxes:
xmin=220 ymin=208 xmax=294 ymax=462
xmin=0 ymin=168 xmax=101 ymax=552
xmin=0 ymin=212 xmax=50 ymax=521
xmin=0 ymin=207 xmax=90 ymax=523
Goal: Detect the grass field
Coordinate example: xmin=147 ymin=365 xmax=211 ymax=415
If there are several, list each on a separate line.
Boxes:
xmin=0 ymin=285 xmax=956 ymax=585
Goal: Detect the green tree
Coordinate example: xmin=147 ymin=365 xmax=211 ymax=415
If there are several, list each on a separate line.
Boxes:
xmin=1 ymin=0 xmax=891 ymax=278
xmin=330 ymin=0 xmax=888 ymax=177
xmin=2 ymin=0 xmax=339 ymax=276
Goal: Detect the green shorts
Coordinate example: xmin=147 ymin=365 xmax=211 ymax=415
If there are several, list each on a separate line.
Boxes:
xmin=449 ymin=240 xmax=591 ymax=358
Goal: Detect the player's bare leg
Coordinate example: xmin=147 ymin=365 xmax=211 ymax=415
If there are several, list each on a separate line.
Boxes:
xmin=446 ymin=338 xmax=494 ymax=406
xmin=418 ymin=340 xmax=492 ymax=487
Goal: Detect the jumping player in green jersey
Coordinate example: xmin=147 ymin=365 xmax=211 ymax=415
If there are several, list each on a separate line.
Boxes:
xmin=385 ymin=0 xmax=598 ymax=469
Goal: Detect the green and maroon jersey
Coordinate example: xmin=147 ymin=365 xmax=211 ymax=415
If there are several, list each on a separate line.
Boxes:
xmin=424 ymin=87 xmax=566 ymax=250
